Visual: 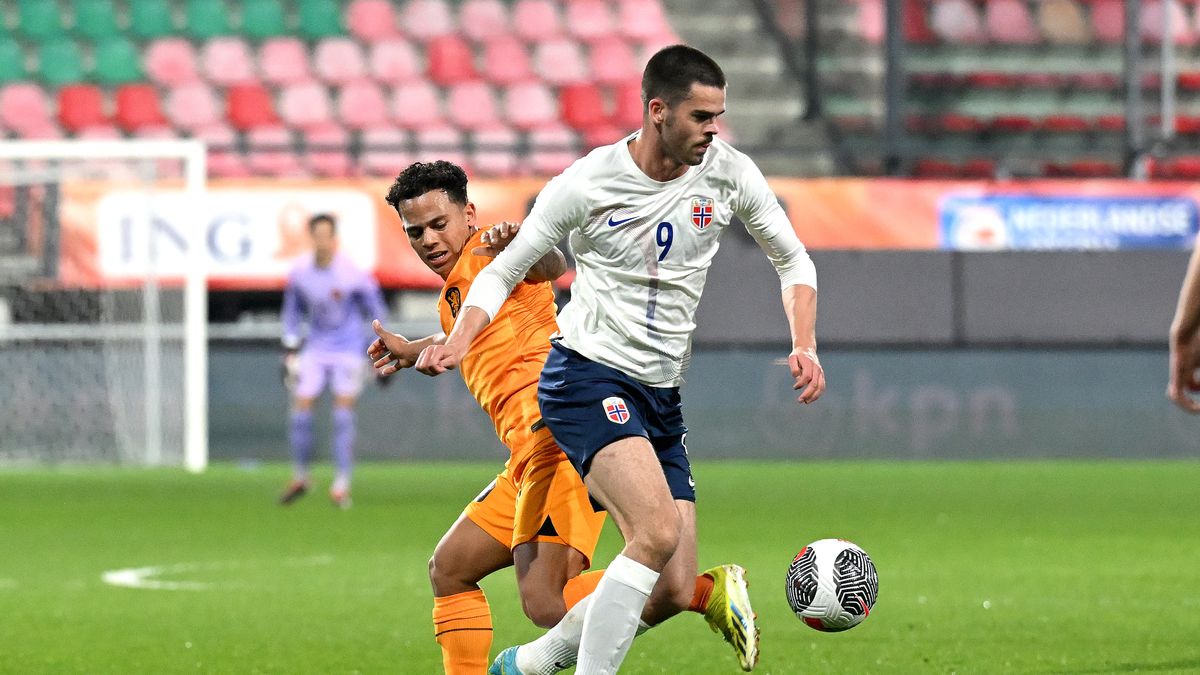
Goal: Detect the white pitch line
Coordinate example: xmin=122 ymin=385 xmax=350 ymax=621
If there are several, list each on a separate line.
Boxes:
xmin=101 ymin=556 xmax=334 ymax=591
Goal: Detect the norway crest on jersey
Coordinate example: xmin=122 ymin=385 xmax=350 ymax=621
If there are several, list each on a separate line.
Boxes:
xmin=602 ymin=396 xmax=630 ymax=425
xmin=690 ymin=197 xmax=714 ymax=230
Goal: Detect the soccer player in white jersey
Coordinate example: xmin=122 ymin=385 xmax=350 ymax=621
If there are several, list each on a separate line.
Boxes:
xmin=417 ymin=45 xmax=825 ymax=674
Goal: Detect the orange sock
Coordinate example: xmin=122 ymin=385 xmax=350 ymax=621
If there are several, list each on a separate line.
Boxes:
xmin=562 ymin=569 xmax=605 ymax=610
xmin=432 ymin=589 xmax=493 ymax=674
xmin=688 ymin=573 xmax=715 ymax=613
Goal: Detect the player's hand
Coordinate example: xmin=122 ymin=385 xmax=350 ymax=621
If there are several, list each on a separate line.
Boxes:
xmin=281 ymin=350 xmax=300 ymax=391
xmin=414 ymin=343 xmax=462 ymax=376
xmin=788 ymin=346 xmax=825 ymax=404
xmin=1167 ymin=337 xmax=1200 ymax=412
xmin=368 ymin=320 xmax=418 ymax=376
xmin=471 ymin=221 xmax=521 ymax=258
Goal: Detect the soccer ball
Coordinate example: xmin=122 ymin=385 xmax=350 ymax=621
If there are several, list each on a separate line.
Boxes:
xmin=785 ymin=538 xmax=878 ymax=632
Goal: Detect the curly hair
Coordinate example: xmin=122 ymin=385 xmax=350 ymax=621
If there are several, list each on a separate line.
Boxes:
xmin=384 ymin=161 xmax=469 ymax=210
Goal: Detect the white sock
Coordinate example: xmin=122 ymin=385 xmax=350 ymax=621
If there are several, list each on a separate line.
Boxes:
xmin=575 ymin=554 xmax=659 ymax=675
xmin=515 ymin=596 xmax=591 ymax=674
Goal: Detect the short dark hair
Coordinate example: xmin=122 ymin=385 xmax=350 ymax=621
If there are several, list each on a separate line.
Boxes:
xmin=641 ymin=45 xmax=726 ymax=110
xmin=385 ymin=161 xmax=469 ymax=211
xmin=308 ymin=213 xmax=336 ymax=233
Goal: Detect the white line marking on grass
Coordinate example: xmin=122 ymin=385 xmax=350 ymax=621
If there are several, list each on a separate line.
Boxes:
xmin=101 ymin=555 xmax=334 ymax=591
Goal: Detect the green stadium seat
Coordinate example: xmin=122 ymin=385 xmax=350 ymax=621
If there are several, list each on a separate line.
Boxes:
xmin=185 ymin=0 xmax=232 ymax=39
xmin=0 ymin=42 xmax=27 ymax=84
xmin=19 ymin=0 xmax=67 ymax=39
xmin=297 ymin=0 xmax=344 ymax=39
xmin=129 ymin=0 xmax=176 ymax=39
xmin=242 ymin=0 xmax=288 ymax=40
xmin=38 ymin=39 xmax=87 ymax=86
xmin=94 ymin=38 xmax=144 ymax=84
xmin=73 ymin=0 xmax=121 ymax=41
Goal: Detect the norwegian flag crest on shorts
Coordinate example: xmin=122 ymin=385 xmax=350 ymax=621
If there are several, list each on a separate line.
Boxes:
xmin=602 ymin=396 xmax=630 ymax=424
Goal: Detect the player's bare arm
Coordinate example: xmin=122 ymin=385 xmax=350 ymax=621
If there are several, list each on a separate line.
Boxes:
xmin=414 ymin=306 xmax=491 ymax=376
xmin=1169 ymin=240 xmax=1200 ymax=411
xmin=783 ymin=283 xmax=825 ymax=404
xmin=368 ymin=320 xmax=446 ymax=376
xmin=472 ymin=221 xmax=567 ymax=283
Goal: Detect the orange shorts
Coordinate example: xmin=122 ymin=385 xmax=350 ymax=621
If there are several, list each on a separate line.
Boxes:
xmin=463 ymin=434 xmax=606 ymax=567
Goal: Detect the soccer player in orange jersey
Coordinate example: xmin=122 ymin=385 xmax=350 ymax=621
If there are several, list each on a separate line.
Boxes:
xmin=371 ymin=161 xmax=757 ymax=674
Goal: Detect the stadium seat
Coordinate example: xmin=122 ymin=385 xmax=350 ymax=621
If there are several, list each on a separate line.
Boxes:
xmin=57 ymin=85 xmax=108 ymax=133
xmin=195 ymin=123 xmax=249 ymax=178
xmin=115 ymin=84 xmax=168 ymax=132
xmin=247 ymin=126 xmax=302 ymax=176
xmin=512 ymin=0 xmax=563 ymax=42
xmin=1164 ymin=156 xmax=1200 ymax=179
xmin=346 ymin=0 xmax=399 ymax=43
xmin=0 ymin=84 xmax=53 ymax=136
xmin=145 ymin=39 xmax=200 ymax=86
xmin=392 ymin=81 xmax=443 ymax=129
xmin=612 ymin=80 xmax=644 ymax=130
xmin=446 ymin=81 xmax=500 ymax=131
xmin=1090 ymin=0 xmax=1125 ymax=45
xmin=1038 ymin=0 xmax=1090 ymax=44
xmin=1042 ymin=114 xmax=1090 ymax=133
xmin=534 ymin=39 xmax=589 ymax=85
xmin=304 ymin=123 xmax=353 ymax=177
xmin=369 ymin=39 xmax=422 ymax=85
xmin=360 ymin=127 xmax=412 ymax=176
xmin=260 ymin=38 xmax=312 ymax=86
xmin=911 ymin=158 xmax=959 ymax=178
xmin=960 ymin=159 xmax=996 ymax=179
xmin=201 ymin=38 xmax=257 ymax=86
xmin=94 ymin=38 xmax=144 ymax=85
xmin=480 ymin=36 xmax=533 ymax=85
xmin=242 ymin=0 xmax=288 ymax=40
xmin=582 ymin=123 xmax=625 ymax=148
xmin=930 ymin=0 xmax=986 ymax=44
xmin=471 ymin=126 xmax=519 ymax=176
xmin=565 ymin=0 xmax=615 ymax=42
xmin=402 ymin=0 xmax=456 ymax=42
xmin=73 ymin=0 xmax=121 ymax=41
xmin=76 ymin=125 xmax=122 ymax=139
xmin=616 ymin=0 xmax=674 ymax=42
xmin=529 ymin=125 xmax=579 ymax=175
xmin=0 ymin=41 xmax=28 ymax=84
xmin=590 ymin=39 xmax=638 ymax=86
xmin=185 ymin=0 xmax=231 ymax=39
xmin=278 ymin=82 xmax=333 ymax=129
xmin=166 ymin=83 xmax=221 ymax=131
xmin=902 ymin=0 xmax=938 ymax=43
xmin=1140 ymin=0 xmax=1195 ymax=45
xmin=459 ymin=0 xmax=510 ymax=43
xmin=985 ymin=0 xmax=1041 ymax=44
xmin=129 ymin=0 xmax=175 ymax=39
xmin=559 ymin=83 xmax=608 ymax=131
xmin=313 ymin=38 xmax=367 ymax=85
xmin=1095 ymin=114 xmax=1125 ymax=132
xmin=337 ymin=80 xmax=390 ymax=130
xmin=18 ymin=0 xmax=65 ymax=40
xmin=415 ymin=125 xmax=468 ymax=168
xmin=297 ymin=0 xmax=344 ymax=39
xmin=38 ymin=39 xmax=87 ymax=87
xmin=856 ymin=0 xmax=885 ymax=44
xmin=1179 ymin=72 xmax=1200 ymax=91
xmin=504 ymin=81 xmax=559 ymax=131
xmin=427 ymin=34 xmax=478 ymax=86
xmin=227 ymin=83 xmax=280 ymax=130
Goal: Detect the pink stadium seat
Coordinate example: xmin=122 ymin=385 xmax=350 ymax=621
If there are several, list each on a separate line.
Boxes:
xmin=166 ymin=83 xmax=220 ymax=131
xmin=415 ymin=125 xmax=468 ymax=168
xmin=144 ymin=39 xmax=200 ymax=86
xmin=612 ymin=79 xmax=644 ymax=130
xmin=195 ymin=124 xmax=249 ymax=178
xmin=857 ymin=0 xmax=885 ymax=44
xmin=346 ymin=0 xmax=400 ymax=43
xmin=565 ymin=0 xmax=614 ymax=42
xmin=427 ymin=34 xmax=478 ymax=86
xmin=512 ymin=0 xmax=562 ymax=42
xmin=369 ymin=39 xmax=422 ymax=85
xmin=1 ymin=84 xmax=51 ymax=135
xmin=616 ymin=0 xmax=674 ymax=42
xmin=19 ymin=124 xmax=64 ymax=140
xmin=931 ymin=0 xmax=986 ymax=44
xmin=115 ymin=84 xmax=168 ymax=132
xmin=391 ymin=81 xmax=442 ymax=129
xmin=903 ymin=0 xmax=937 ymax=44
xmin=76 ymin=125 xmax=122 ymax=139
xmin=582 ymin=123 xmax=625 ymax=148
xmin=201 ymin=38 xmax=256 ymax=86
xmin=481 ymin=36 xmax=533 ymax=85
xmin=1090 ymin=0 xmax=1125 ymax=45
xmin=986 ymin=0 xmax=1041 ymax=44
xmin=529 ymin=125 xmax=578 ymax=175
xmin=534 ymin=38 xmax=589 ymax=85
xmin=259 ymin=38 xmax=312 ymax=86
xmin=313 ymin=38 xmax=367 ymax=85
xmin=227 ymin=83 xmax=279 ymax=131
xmin=278 ymin=82 xmax=333 ymax=130
xmin=360 ymin=126 xmax=412 ymax=176
xmin=337 ymin=80 xmax=389 ymax=130
xmin=402 ymin=0 xmax=456 ymax=42
xmin=471 ymin=126 xmax=519 ymax=176
xmin=304 ymin=123 xmax=352 ymax=177
xmin=446 ymin=81 xmax=500 ymax=131
xmin=590 ymin=39 xmax=638 ymax=86
xmin=504 ymin=81 xmax=559 ymax=130
xmin=1140 ymin=0 xmax=1196 ymax=45
xmin=247 ymin=126 xmax=302 ymax=177
xmin=459 ymin=0 xmax=509 ymax=43
xmin=559 ymin=83 xmax=608 ymax=131
xmin=57 ymin=85 xmax=108 ymax=133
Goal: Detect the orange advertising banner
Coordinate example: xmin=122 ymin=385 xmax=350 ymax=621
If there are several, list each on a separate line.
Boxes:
xmin=54 ymin=177 xmax=1200 ymax=289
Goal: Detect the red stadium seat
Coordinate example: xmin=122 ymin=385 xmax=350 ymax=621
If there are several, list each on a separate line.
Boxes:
xmin=565 ymin=0 xmax=614 ymax=42
xmin=931 ymin=0 xmax=986 ymax=44
xmin=402 ymin=0 xmax=456 ymax=43
xmin=902 ymin=0 xmax=938 ymax=44
xmin=990 ymin=115 xmax=1036 ymax=133
xmin=559 ymin=83 xmax=608 ymax=131
xmin=459 ymin=0 xmax=509 ymax=43
xmin=201 ymin=38 xmax=255 ymax=86
xmin=304 ymin=123 xmax=353 ymax=177
xmin=278 ymin=82 xmax=333 ymax=130
xmin=612 ymin=79 xmax=644 ymax=130
xmin=960 ymin=159 xmax=996 ymax=179
xmin=616 ymin=0 xmax=674 ymax=42
xmin=415 ymin=125 xmax=468 ymax=168
xmin=1174 ymin=116 xmax=1200 ymax=135
xmin=534 ymin=38 xmax=589 ymax=85
xmin=590 ymin=39 xmax=638 ymax=86
xmin=57 ymin=84 xmax=108 ymax=133
xmin=1090 ymin=0 xmax=1125 ymax=45
xmin=1041 ymin=114 xmax=1090 ymax=133
xmin=504 ymin=81 xmax=559 ymax=130
xmin=226 ymin=83 xmax=279 ymax=131
xmin=369 ymin=39 xmax=422 ymax=85
xmin=471 ymin=126 xmax=519 ymax=176
xmin=529 ymin=125 xmax=578 ymax=175
xmin=259 ymin=38 xmax=312 ymax=86
xmin=392 ymin=81 xmax=443 ymax=129
xmin=115 ymin=84 xmax=168 ymax=132
xmin=1166 ymin=157 xmax=1200 ymax=179
xmin=427 ymin=34 xmax=478 ymax=85
xmin=481 ymin=36 xmax=532 ymax=85
xmin=937 ymin=112 xmax=986 ymax=133
xmin=446 ymin=81 xmax=500 ymax=131
xmin=512 ymin=0 xmax=562 ymax=42
xmin=345 ymin=0 xmax=399 ymax=43
xmin=337 ymin=80 xmax=389 ymax=130
xmin=911 ymin=158 xmax=959 ymax=178
xmin=247 ymin=126 xmax=302 ymax=176
xmin=166 ymin=83 xmax=220 ymax=131
xmin=144 ymin=38 xmax=199 ymax=86
xmin=1095 ymin=114 xmax=1125 ymax=132
xmin=313 ymin=38 xmax=367 ymax=85
xmin=986 ymin=0 xmax=1041 ymax=44
xmin=360 ymin=126 xmax=412 ymax=176
xmin=1179 ymin=72 xmax=1200 ymax=91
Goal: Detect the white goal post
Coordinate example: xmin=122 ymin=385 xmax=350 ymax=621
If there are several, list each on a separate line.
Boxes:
xmin=0 ymin=140 xmax=208 ymax=472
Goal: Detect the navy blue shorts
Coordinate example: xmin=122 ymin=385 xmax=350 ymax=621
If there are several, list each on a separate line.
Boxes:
xmin=537 ymin=341 xmax=695 ymax=502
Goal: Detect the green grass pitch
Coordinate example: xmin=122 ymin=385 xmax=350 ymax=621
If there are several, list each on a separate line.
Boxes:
xmin=2 ymin=461 xmax=1199 ymax=674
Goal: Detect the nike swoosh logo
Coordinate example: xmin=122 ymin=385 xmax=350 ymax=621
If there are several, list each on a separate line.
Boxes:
xmin=554 ymin=661 xmax=569 ymax=669
xmin=608 ymin=215 xmax=638 ymax=227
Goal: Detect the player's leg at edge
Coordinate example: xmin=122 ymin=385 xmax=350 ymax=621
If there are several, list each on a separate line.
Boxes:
xmin=279 ymin=395 xmax=316 ymax=505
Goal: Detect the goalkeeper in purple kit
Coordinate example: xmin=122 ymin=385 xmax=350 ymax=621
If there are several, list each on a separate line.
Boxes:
xmin=279 ymin=213 xmax=387 ymax=508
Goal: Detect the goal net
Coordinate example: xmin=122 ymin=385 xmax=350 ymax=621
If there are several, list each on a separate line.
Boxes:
xmin=0 ymin=141 xmax=207 ymax=471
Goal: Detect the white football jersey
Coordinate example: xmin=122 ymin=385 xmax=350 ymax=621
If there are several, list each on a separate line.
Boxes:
xmin=463 ymin=133 xmax=816 ymax=386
